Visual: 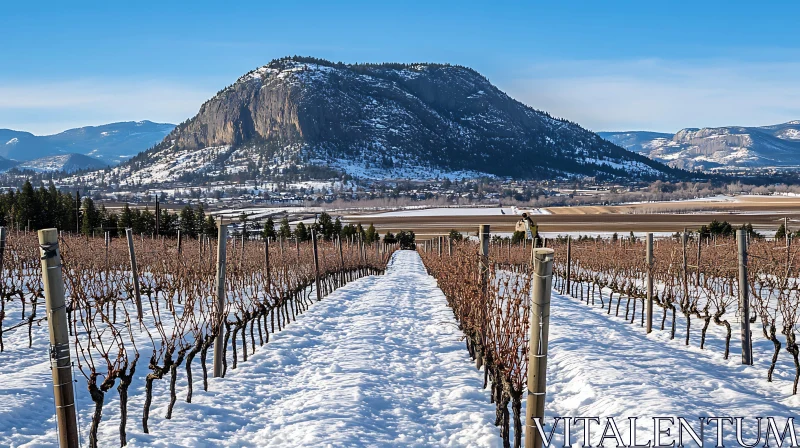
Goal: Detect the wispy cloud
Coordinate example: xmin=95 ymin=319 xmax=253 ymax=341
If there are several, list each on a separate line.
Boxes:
xmin=0 ymin=78 xmax=219 ymax=135
xmin=503 ymin=58 xmax=800 ymax=132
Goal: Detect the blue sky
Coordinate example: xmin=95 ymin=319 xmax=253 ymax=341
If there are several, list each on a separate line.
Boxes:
xmin=2 ymin=1 xmax=800 ymax=134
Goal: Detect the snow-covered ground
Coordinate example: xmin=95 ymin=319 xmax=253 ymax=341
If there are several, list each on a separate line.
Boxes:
xmin=2 ymin=251 xmax=797 ymax=447
xmin=0 ymin=251 xmax=501 ymax=447
xmin=543 ymin=287 xmax=799 ymax=445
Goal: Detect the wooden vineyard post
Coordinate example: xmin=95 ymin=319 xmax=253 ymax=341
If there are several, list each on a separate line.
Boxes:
xmin=696 ymin=233 xmax=702 ymax=287
xmin=177 ymin=230 xmax=182 ymax=254
xmin=682 ymin=229 xmax=689 ymax=304
xmin=125 ymin=228 xmax=143 ymax=321
xmin=38 ymin=229 xmax=80 ymax=448
xmin=737 ymin=229 xmax=753 ymax=365
xmin=646 ymin=233 xmax=654 ymax=334
xmin=213 ymin=221 xmax=228 ymax=378
xmin=786 ymin=216 xmax=790 ymax=249
xmin=154 ymin=197 xmax=160 ymax=236
xmin=438 ymin=236 xmax=442 ymax=257
xmin=565 ymin=236 xmax=572 ymax=296
xmin=525 ymin=248 xmax=555 ymax=448
xmin=337 ymin=236 xmax=345 ymax=285
xmin=312 ymin=230 xmax=322 ymax=302
xmin=264 ymin=237 xmax=271 ymax=292
xmin=0 ymin=227 xmax=6 ymax=278
xmin=476 ymin=225 xmax=490 ymax=369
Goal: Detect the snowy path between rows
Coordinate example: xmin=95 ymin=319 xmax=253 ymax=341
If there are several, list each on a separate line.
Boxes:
xmin=151 ymin=250 xmax=502 ymax=447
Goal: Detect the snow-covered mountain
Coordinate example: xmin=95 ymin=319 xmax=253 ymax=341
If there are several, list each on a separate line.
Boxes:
xmin=105 ymin=57 xmax=677 ymax=186
xmin=0 ymin=121 xmax=175 ymax=169
xmin=599 ymin=121 xmax=800 ymax=171
xmin=16 ymin=153 xmax=108 ymax=173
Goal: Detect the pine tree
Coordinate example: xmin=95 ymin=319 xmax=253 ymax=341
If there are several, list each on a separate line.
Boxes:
xmin=333 ymin=217 xmax=343 ymax=237
xmin=120 ymin=204 xmax=134 ymax=230
xmin=204 ymin=216 xmax=218 ymax=237
xmin=295 ymin=222 xmax=309 ymax=241
xmin=262 ymin=216 xmax=276 ymax=240
xmin=17 ymin=180 xmax=38 ymax=230
xmin=81 ymin=197 xmax=98 ymax=236
xmin=365 ymin=223 xmax=377 ymax=244
xmin=279 ymin=216 xmax=292 ymax=239
xmin=180 ymin=206 xmax=197 ymax=237
xmin=318 ymin=212 xmax=334 ymax=240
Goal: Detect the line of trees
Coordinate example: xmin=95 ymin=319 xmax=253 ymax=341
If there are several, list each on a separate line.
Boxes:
xmin=0 ymin=180 xmax=81 ymax=232
xmin=0 ymin=180 xmax=415 ymax=248
xmin=263 ymin=212 xmax=384 ymax=244
xmin=0 ymin=179 xmax=223 ymax=238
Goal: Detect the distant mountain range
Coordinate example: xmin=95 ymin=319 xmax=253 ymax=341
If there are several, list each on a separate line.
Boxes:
xmin=91 ymin=56 xmax=678 ymax=186
xmin=0 ymin=121 xmax=174 ymax=173
xmin=599 ymin=121 xmax=800 ymax=171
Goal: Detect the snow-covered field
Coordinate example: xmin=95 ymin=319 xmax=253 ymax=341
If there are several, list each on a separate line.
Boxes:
xmin=1 ymin=251 xmax=796 ymax=447
xmin=355 ymin=206 xmax=550 ymax=218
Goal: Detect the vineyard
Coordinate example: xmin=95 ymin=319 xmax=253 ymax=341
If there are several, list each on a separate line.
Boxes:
xmin=4 ymin=226 xmax=800 ymax=447
xmin=419 ymin=233 xmax=800 ymax=448
xmin=0 ymin=229 xmax=393 ymax=447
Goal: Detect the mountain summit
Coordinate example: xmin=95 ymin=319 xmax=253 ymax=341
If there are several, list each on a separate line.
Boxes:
xmin=115 ymin=57 xmax=676 ymax=185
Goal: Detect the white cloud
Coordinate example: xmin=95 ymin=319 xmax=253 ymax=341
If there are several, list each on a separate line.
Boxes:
xmin=502 ymin=58 xmax=800 ymax=132
xmin=0 ymin=78 xmax=220 ymax=134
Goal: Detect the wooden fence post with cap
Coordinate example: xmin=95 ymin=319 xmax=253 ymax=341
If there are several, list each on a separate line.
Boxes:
xmin=213 ymin=220 xmax=227 ymax=377
xmin=525 ymin=247 xmax=554 ymax=448
xmin=125 ymin=228 xmax=143 ymax=321
xmin=38 ymin=228 xmax=80 ymax=448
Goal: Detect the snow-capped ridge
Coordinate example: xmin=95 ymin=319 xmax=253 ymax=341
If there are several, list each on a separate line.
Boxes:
xmin=600 ymin=120 xmax=800 ymax=171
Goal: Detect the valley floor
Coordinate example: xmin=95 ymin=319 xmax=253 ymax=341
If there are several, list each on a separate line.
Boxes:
xmin=1 ymin=251 xmax=798 ymax=447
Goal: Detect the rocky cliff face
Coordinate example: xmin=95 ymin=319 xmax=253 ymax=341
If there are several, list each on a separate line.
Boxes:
xmin=119 ymin=57 xmax=677 ymax=185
